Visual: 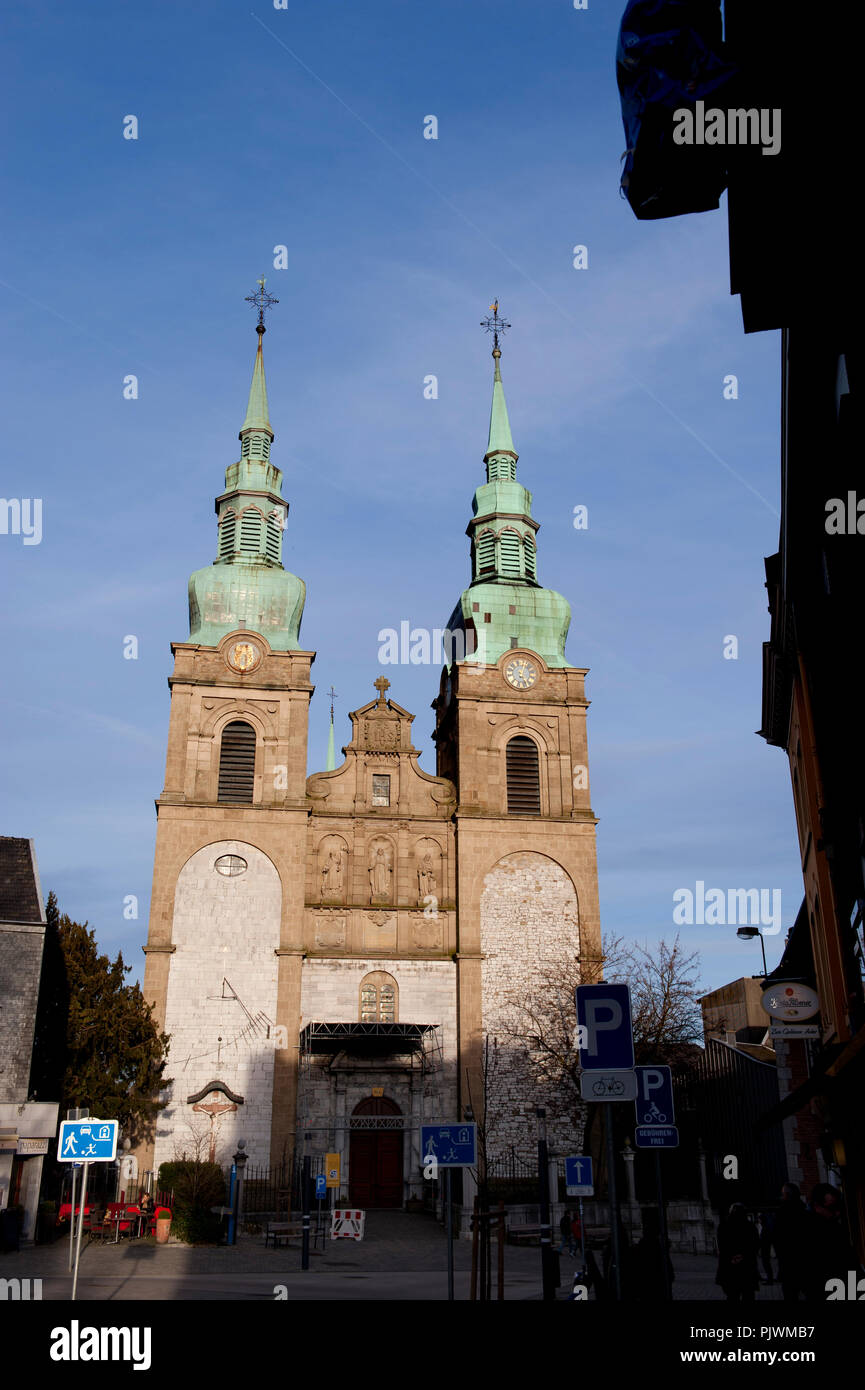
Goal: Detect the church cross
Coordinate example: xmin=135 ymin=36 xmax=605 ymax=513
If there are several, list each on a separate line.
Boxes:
xmin=373 ymin=676 xmax=390 ymax=704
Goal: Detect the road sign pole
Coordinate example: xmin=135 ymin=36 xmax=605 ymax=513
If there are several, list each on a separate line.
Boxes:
xmin=301 ymin=1155 xmax=310 ymax=1271
xmin=445 ymin=1167 xmax=454 ymax=1301
xmin=579 ymin=1196 xmax=585 ymax=1260
xmin=537 ymin=1108 xmax=556 ymax=1302
xmin=71 ymin=1162 xmax=90 ymax=1302
xmin=605 ymin=1103 xmax=622 ymax=1300
xmin=655 ymin=1151 xmax=672 ymax=1302
xmin=67 ymin=1166 xmax=78 ymax=1272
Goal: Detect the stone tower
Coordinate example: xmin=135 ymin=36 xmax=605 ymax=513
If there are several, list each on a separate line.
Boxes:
xmin=141 ymin=305 xmax=313 ymax=1174
xmin=433 ymin=328 xmax=602 ymax=1159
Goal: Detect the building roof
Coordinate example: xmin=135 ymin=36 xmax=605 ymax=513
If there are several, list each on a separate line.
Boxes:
xmin=0 ymin=837 xmax=45 ymax=925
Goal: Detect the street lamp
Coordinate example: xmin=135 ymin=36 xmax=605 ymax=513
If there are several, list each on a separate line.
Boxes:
xmin=736 ymin=925 xmax=768 ymax=975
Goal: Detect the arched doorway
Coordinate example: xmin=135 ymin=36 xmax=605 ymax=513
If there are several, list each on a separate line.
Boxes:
xmin=349 ymin=1096 xmax=403 ymax=1208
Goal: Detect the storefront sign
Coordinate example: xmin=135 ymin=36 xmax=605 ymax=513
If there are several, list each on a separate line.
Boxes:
xmin=17 ymin=1137 xmax=49 ymax=1155
xmin=761 ymin=982 xmax=820 ymax=1021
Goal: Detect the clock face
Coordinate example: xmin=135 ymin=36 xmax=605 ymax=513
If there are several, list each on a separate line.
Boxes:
xmin=505 ymin=657 xmax=538 ymax=690
xmin=227 ymin=640 xmax=261 ymax=673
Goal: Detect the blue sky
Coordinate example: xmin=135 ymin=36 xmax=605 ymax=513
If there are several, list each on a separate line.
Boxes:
xmin=1 ymin=0 xmax=799 ymax=995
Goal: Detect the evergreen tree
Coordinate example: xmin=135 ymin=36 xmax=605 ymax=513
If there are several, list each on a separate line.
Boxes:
xmin=30 ymin=891 xmax=170 ymax=1144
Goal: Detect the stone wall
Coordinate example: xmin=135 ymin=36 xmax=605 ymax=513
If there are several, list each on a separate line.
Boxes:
xmin=480 ymin=852 xmax=582 ymax=1162
xmin=154 ymin=840 xmax=281 ymax=1174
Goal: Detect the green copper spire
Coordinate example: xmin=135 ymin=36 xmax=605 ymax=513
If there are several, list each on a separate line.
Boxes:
xmin=241 ymin=336 xmax=272 ymax=433
xmin=187 ymin=283 xmax=306 ymax=651
xmin=443 ymin=307 xmax=571 ymax=669
xmin=485 ymin=350 xmax=515 ymax=460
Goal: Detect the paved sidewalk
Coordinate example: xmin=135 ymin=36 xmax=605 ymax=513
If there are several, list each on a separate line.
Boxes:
xmin=0 ymin=1213 xmax=787 ymax=1302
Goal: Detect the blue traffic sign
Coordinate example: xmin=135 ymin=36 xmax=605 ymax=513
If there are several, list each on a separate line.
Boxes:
xmin=635 ymin=1065 xmax=676 ymax=1128
xmin=575 ymin=983 xmax=635 ymax=1070
xmin=58 ymin=1119 xmax=119 ymax=1162
xmin=634 ymin=1126 xmax=679 ymax=1149
xmin=421 ymin=1123 xmax=477 ymax=1168
xmin=315 ymin=1174 xmax=327 ymax=1200
xmin=564 ymin=1155 xmax=594 ymax=1195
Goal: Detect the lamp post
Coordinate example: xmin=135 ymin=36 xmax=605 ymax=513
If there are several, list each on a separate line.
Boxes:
xmin=232 ymin=1139 xmax=247 ymax=1240
xmin=736 ymin=925 xmax=768 ymax=975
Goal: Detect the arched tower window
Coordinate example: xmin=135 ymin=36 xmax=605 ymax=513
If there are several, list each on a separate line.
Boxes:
xmin=524 ymin=533 xmax=537 ymax=580
xmin=499 ymin=528 xmax=522 ymax=578
xmin=265 ymin=511 xmax=283 ymax=563
xmin=359 ymin=971 xmax=398 ymax=1023
xmin=506 ymin=735 xmax=541 ymax=815
xmin=218 ymin=511 xmax=237 ymax=560
xmin=217 ymin=721 xmax=256 ymax=803
xmin=239 ymin=508 xmax=263 ymax=554
xmin=476 ymin=530 xmax=496 ymax=576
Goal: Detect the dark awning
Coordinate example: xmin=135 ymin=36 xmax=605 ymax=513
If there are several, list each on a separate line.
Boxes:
xmin=300 ymin=1021 xmax=437 ymax=1056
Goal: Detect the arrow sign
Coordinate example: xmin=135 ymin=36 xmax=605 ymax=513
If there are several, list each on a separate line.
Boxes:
xmin=565 ymin=1155 xmax=594 ymax=1196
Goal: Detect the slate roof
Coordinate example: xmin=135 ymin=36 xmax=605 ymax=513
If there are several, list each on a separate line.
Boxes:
xmin=0 ymin=837 xmax=45 ymax=924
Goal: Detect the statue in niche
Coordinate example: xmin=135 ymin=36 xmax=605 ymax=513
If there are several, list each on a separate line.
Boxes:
xmin=368 ymin=844 xmax=393 ymax=903
xmin=417 ymin=852 xmax=438 ymax=902
xmin=320 ymin=843 xmax=346 ymax=901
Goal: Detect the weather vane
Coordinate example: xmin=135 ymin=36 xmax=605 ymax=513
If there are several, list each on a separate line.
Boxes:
xmin=245 ymin=275 xmax=279 ymax=335
xmin=480 ymin=299 xmax=511 ymax=355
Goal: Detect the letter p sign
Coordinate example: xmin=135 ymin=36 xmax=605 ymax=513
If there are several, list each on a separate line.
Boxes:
xmin=575 ymin=983 xmax=634 ymax=1069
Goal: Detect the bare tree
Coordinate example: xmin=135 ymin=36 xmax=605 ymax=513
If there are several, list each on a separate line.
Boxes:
xmin=493 ymin=933 xmax=703 ymax=1134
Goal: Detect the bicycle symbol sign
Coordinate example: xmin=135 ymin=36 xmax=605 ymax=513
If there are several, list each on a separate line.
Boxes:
xmin=634 ymin=1066 xmax=675 ymax=1128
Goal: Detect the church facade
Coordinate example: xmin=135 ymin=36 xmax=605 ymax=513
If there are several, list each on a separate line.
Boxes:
xmin=139 ymin=299 xmax=602 ymax=1206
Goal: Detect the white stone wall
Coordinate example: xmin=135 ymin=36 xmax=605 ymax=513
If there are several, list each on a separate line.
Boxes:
xmin=299 ymin=958 xmax=458 ymax=1194
xmin=480 ymin=852 xmax=582 ymax=1162
xmin=154 ymin=841 xmax=281 ymax=1175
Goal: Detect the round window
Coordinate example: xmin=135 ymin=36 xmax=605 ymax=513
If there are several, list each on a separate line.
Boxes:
xmin=215 ymin=854 xmax=247 ymax=877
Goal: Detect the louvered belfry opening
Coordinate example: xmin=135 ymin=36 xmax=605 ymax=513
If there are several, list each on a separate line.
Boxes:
xmin=506 ymin=735 xmax=541 ymax=815
xmin=217 ymin=720 xmax=256 ymax=803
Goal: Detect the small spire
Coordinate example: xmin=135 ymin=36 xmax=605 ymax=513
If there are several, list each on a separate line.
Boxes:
xmin=326 ymin=688 xmax=338 ymax=771
xmin=242 ymin=277 xmax=278 ymax=434
xmin=481 ymin=301 xmax=516 ymax=461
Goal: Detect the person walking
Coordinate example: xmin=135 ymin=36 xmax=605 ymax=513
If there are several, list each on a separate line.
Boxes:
xmin=802 ymin=1183 xmax=861 ymax=1301
xmin=715 ymin=1203 xmax=760 ymax=1302
xmin=559 ymin=1209 xmax=574 ymax=1256
xmin=772 ymin=1183 xmax=809 ymax=1300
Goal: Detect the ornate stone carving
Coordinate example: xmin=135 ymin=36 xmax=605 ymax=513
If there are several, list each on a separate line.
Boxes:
xmin=411 ymin=914 xmax=441 ymax=950
xmin=314 ymin=915 xmax=346 ymax=949
xmin=362 ymin=717 xmax=400 ymax=750
xmin=415 ymin=838 xmax=441 ymax=906
xmin=364 ymin=912 xmax=397 ymax=950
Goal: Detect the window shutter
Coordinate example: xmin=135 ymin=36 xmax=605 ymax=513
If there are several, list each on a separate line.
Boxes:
xmin=477 ymin=531 xmax=496 ymax=575
xmin=524 ymin=533 xmax=537 ymax=580
xmin=506 ymin=735 xmax=541 ymax=814
xmin=217 ymin=721 xmax=256 ymax=803
xmin=218 ymin=512 xmax=237 ymax=559
xmin=266 ymin=512 xmax=282 ymax=563
xmin=500 ymin=530 xmax=522 ymax=577
xmin=239 ymin=509 xmax=262 ymax=553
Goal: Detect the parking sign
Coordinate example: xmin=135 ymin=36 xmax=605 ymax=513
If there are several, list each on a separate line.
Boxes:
xmin=575 ymin=983 xmax=635 ymax=1070
xmin=634 ymin=1065 xmax=675 ymax=1128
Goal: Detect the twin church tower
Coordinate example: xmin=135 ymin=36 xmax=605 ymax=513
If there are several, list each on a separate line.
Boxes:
xmin=139 ymin=290 xmax=602 ymax=1207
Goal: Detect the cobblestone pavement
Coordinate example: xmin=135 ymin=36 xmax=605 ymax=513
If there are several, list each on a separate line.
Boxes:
xmin=1 ymin=1212 xmax=789 ymax=1302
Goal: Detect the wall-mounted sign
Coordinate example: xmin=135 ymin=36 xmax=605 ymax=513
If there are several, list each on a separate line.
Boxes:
xmin=761 ymin=982 xmax=820 ymax=1022
xmin=16 ymin=1137 xmax=49 ymax=1155
xmin=769 ymin=1024 xmax=820 ymax=1040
